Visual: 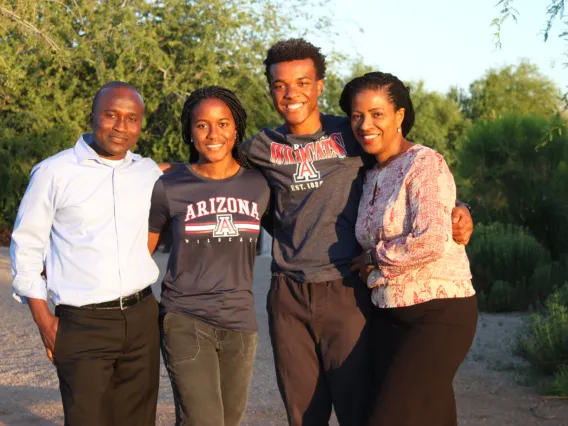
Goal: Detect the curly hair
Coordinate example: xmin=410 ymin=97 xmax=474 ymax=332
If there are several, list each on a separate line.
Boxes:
xmin=180 ymin=86 xmax=252 ymax=168
xmin=263 ymin=38 xmax=326 ymax=83
xmin=339 ymin=72 xmax=415 ymax=137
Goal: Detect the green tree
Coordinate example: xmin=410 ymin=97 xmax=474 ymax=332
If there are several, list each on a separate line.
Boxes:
xmin=457 ymin=114 xmax=568 ymax=259
xmin=492 ymin=0 xmax=567 ymax=104
xmin=0 ymin=0 xmax=292 ymax=162
xmin=319 ymin=57 xmax=373 ymax=116
xmin=406 ymin=81 xmax=467 ymax=170
xmin=0 ymin=0 xmax=331 ymax=233
xmin=460 ymin=61 xmax=562 ymax=121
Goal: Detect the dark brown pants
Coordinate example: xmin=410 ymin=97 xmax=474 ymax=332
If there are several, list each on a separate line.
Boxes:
xmin=267 ymin=274 xmax=373 ymax=426
xmin=54 ymin=294 xmax=160 ymax=426
xmin=367 ymin=296 xmax=478 ymax=426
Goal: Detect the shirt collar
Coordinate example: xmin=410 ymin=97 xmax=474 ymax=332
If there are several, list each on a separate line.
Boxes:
xmin=74 ymin=134 xmax=142 ymax=165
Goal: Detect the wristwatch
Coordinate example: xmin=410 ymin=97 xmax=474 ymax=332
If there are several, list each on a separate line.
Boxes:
xmin=364 ymin=249 xmax=374 ymax=266
xmin=458 ymin=201 xmax=473 ymax=216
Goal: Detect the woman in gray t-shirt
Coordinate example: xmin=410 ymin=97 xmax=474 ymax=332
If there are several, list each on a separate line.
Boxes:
xmin=148 ymin=87 xmax=269 ymax=426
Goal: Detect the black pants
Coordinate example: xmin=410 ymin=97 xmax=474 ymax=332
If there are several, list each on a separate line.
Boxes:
xmin=160 ymin=313 xmax=258 ymax=426
xmin=367 ymin=296 xmax=478 ymax=426
xmin=54 ymin=294 xmax=160 ymax=426
xmin=267 ymin=274 xmax=373 ymax=426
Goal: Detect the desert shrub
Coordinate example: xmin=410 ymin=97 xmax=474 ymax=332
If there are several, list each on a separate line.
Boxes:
xmin=519 ymin=291 xmax=568 ymax=374
xmin=484 ymin=280 xmax=515 ymax=312
xmin=551 ymin=365 xmax=568 ymax=396
xmin=518 ymin=284 xmax=568 ymax=396
xmin=529 ymin=255 xmax=568 ymax=306
xmin=457 ymin=114 xmax=568 ymax=260
xmin=467 ymin=222 xmax=552 ymax=311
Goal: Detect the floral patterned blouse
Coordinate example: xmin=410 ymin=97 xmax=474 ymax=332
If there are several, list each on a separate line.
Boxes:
xmin=355 ymin=144 xmax=474 ymax=308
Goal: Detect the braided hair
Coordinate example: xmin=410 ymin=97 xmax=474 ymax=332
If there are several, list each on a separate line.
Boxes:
xmin=180 ymin=86 xmax=252 ymax=168
xmin=339 ymin=72 xmax=415 ymax=137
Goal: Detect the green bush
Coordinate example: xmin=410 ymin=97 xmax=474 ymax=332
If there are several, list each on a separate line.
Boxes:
xmin=519 ymin=291 xmax=568 ymax=374
xmin=485 ymin=280 xmax=515 ymax=312
xmin=552 ymin=365 xmax=568 ymax=396
xmin=518 ymin=284 xmax=568 ymax=396
xmin=467 ymin=222 xmax=552 ymax=311
xmin=0 ymin=126 xmax=75 ymax=232
xmin=457 ymin=114 xmax=568 ymax=260
xmin=529 ymin=256 xmax=568 ymax=306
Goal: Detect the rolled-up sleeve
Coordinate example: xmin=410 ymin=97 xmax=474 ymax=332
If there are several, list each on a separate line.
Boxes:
xmin=11 ymin=164 xmax=58 ymax=302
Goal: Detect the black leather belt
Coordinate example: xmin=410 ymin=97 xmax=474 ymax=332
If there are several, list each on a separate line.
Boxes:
xmin=80 ymin=286 xmax=153 ymax=310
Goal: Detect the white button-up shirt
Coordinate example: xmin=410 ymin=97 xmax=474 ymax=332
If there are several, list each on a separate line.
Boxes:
xmin=11 ymin=135 xmax=163 ymax=306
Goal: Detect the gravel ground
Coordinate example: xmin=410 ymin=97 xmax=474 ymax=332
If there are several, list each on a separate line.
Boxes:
xmin=1 ymin=247 xmax=567 ymax=425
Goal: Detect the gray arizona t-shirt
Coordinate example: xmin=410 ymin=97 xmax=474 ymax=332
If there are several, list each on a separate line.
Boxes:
xmin=241 ymin=114 xmax=374 ymax=283
xmin=149 ymin=166 xmax=270 ymax=332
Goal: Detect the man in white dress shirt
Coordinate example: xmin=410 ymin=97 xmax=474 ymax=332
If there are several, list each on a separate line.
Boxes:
xmin=10 ymin=81 xmax=163 ymax=426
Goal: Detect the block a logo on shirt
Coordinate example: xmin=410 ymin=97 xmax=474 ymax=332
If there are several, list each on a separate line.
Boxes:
xmin=213 ymin=214 xmax=239 ymax=237
xmin=294 ymin=160 xmax=320 ymax=183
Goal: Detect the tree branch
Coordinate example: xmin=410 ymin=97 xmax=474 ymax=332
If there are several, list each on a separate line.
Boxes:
xmin=0 ymin=6 xmax=60 ymax=52
xmin=42 ymin=0 xmax=85 ymax=29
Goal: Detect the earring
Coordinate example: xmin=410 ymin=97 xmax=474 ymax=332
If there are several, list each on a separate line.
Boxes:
xmin=397 ymin=128 xmax=401 ymax=133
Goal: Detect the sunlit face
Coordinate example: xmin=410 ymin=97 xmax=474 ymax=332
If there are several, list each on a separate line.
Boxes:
xmin=268 ymin=58 xmax=324 ymax=134
xmin=191 ymin=98 xmax=237 ymax=164
xmin=91 ymin=87 xmax=144 ymax=160
xmin=350 ymin=88 xmax=405 ymax=157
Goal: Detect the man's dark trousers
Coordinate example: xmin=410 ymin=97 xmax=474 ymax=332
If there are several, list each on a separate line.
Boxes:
xmin=267 ymin=274 xmax=373 ymax=426
xmin=54 ymin=293 xmax=160 ymax=426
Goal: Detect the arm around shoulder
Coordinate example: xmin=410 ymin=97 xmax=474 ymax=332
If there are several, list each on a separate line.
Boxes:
xmin=147 ymin=178 xmax=170 ymax=253
xmin=451 ymin=201 xmax=474 ymax=245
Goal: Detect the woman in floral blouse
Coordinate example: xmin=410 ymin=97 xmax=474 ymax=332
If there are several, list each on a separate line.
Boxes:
xmin=341 ymin=72 xmax=477 ymax=426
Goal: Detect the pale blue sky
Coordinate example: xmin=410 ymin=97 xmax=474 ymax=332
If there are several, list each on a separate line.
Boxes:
xmin=305 ymin=0 xmax=567 ymax=94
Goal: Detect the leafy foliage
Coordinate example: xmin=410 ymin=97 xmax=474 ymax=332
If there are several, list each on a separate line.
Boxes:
xmin=518 ymin=283 xmax=568 ymax=395
xmin=458 ymin=114 xmax=568 ymax=259
xmin=0 ymin=0 xmax=298 ymax=163
xmin=406 ymin=81 xmax=467 ymax=170
xmin=0 ymin=126 xmax=76 ymax=229
xmin=460 ymin=62 xmax=562 ymax=121
xmin=466 ymin=223 xmax=551 ymax=311
xmin=530 ymin=256 xmax=568 ymax=304
xmin=493 ymin=0 xmax=566 ymax=45
xmin=318 ymin=57 xmax=374 ymax=117
xmin=0 ymin=0 xmax=336 ymax=231
xmin=520 ymin=293 xmax=568 ymax=374
xmin=492 ymin=1 xmax=567 ymax=106
xmin=484 ymin=280 xmax=516 ymax=312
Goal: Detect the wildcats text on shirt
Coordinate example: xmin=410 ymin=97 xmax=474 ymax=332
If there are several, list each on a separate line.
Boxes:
xmin=269 ymin=132 xmax=348 ymax=165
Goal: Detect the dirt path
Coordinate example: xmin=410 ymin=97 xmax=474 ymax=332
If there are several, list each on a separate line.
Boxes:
xmin=1 ymin=248 xmax=567 ymax=425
